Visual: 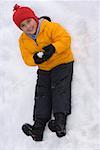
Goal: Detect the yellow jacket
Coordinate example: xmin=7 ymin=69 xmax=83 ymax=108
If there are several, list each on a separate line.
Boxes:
xmin=19 ymin=19 xmax=74 ymax=71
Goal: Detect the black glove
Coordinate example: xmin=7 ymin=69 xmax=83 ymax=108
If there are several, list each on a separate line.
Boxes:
xmin=33 ymin=44 xmax=55 ymax=64
xmin=42 ymin=44 xmax=55 ymax=61
xmin=33 ymin=52 xmax=45 ymax=64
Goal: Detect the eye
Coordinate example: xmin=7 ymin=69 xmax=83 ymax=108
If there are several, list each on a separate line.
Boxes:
xmin=27 ymin=19 xmax=31 ymax=23
xmin=21 ymin=24 xmax=25 ymax=27
xmin=20 ymin=24 xmax=25 ymax=28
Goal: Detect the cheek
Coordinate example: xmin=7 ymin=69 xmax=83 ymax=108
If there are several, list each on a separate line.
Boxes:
xmin=32 ymin=22 xmax=37 ymax=28
xmin=23 ymin=28 xmax=27 ymax=32
xmin=20 ymin=25 xmax=27 ymax=31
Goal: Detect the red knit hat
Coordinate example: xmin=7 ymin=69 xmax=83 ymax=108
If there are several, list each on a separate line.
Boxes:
xmin=13 ymin=4 xmax=39 ymax=27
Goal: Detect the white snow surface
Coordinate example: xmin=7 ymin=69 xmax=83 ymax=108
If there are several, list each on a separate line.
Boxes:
xmin=0 ymin=1 xmax=99 ymax=150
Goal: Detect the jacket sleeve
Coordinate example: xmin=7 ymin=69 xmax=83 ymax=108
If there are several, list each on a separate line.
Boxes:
xmin=19 ymin=39 xmax=37 ymax=66
xmin=48 ymin=22 xmax=71 ymax=54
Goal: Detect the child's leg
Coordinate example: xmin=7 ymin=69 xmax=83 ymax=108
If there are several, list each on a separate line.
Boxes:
xmin=51 ymin=62 xmax=74 ymax=116
xmin=49 ymin=62 xmax=74 ymax=137
xmin=22 ymin=69 xmax=52 ymax=141
xmin=33 ymin=69 xmax=52 ymax=122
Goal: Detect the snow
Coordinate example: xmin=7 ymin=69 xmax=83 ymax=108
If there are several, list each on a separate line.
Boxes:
xmin=0 ymin=1 xmax=99 ymax=150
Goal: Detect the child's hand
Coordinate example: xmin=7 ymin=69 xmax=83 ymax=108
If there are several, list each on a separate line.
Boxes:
xmin=42 ymin=44 xmax=55 ymax=60
xmin=33 ymin=44 xmax=55 ymax=64
xmin=37 ymin=52 xmax=44 ymax=58
xmin=33 ymin=51 xmax=45 ymax=64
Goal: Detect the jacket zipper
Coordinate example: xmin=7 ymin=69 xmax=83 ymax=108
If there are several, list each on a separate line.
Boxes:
xmin=34 ymin=39 xmax=38 ymax=46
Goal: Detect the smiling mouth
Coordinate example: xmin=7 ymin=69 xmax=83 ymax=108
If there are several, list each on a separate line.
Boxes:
xmin=27 ymin=27 xmax=34 ymax=32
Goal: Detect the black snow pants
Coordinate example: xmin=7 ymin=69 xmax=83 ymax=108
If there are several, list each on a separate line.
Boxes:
xmin=33 ymin=61 xmax=74 ymax=122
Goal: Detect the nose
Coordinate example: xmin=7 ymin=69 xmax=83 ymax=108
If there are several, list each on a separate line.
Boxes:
xmin=26 ymin=24 xmax=31 ymax=29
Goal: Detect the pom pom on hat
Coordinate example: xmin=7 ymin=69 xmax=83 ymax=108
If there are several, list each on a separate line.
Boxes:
xmin=13 ymin=4 xmax=21 ymax=11
xmin=13 ymin=4 xmax=39 ymax=28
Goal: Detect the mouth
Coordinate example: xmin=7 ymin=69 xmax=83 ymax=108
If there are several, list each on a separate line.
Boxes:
xmin=27 ymin=26 xmax=34 ymax=32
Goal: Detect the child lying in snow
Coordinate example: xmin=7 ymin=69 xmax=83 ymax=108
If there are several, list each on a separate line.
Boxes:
xmin=12 ymin=4 xmax=74 ymax=141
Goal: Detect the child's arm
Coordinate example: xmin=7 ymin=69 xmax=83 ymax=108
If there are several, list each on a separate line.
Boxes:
xmin=47 ymin=22 xmax=71 ymax=54
xmin=19 ymin=39 xmax=37 ymax=66
xmin=33 ymin=22 xmax=71 ymax=65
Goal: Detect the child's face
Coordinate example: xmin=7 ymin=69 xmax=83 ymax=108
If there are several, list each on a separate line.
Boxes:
xmin=20 ymin=18 xmax=37 ymax=34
